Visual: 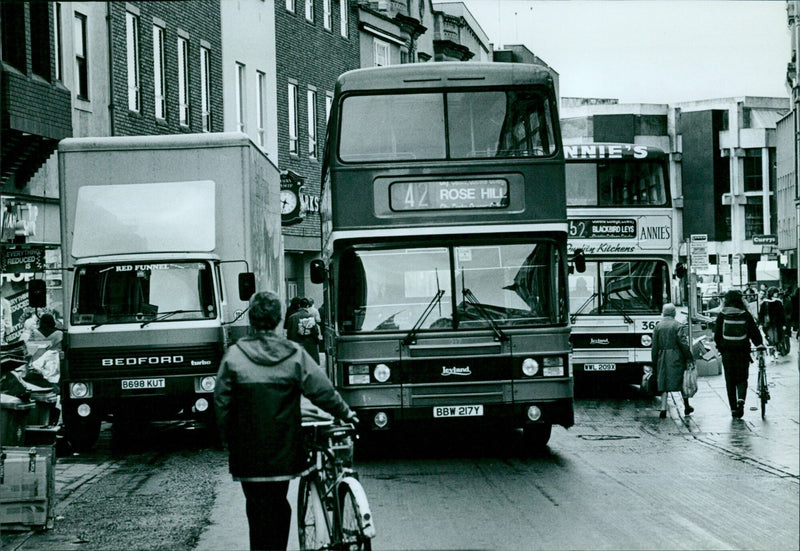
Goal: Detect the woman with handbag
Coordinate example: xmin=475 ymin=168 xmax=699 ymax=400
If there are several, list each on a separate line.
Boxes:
xmin=651 ymin=303 xmax=695 ymax=418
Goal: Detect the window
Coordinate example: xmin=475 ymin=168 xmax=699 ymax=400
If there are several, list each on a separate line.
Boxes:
xmin=1 ymin=3 xmax=25 ymax=71
xmin=74 ymin=13 xmax=89 ymax=100
xmin=745 ymin=195 xmax=763 ymax=239
xmin=153 ymin=25 xmax=166 ymax=119
xmin=257 ymin=71 xmax=266 ymax=147
xmin=568 ymin=260 xmax=668 ymax=317
xmin=308 ymin=88 xmax=318 ymax=158
xmin=178 ymin=37 xmax=190 ymax=126
xmin=126 ymin=12 xmax=140 ymax=112
xmin=374 ymin=38 xmax=390 ymax=67
xmin=743 ymin=149 xmax=763 ymax=192
xmin=339 ymin=90 xmax=557 ymax=162
xmin=200 ymin=47 xmax=211 ymax=131
xmin=565 ymin=159 xmax=668 ymax=207
xmin=305 ymin=0 xmax=314 ymax=22
xmin=31 ymin=2 xmax=52 ymax=80
xmin=235 ymin=63 xmax=246 ymax=132
xmin=288 ymin=81 xmax=299 ymax=154
xmin=323 ymin=0 xmax=332 ymax=30
xmin=286 ymin=0 xmax=295 ymax=13
xmin=325 ymin=92 xmax=333 ymax=124
xmin=54 ymin=3 xmax=63 ymax=81
xmin=340 ymin=0 xmax=348 ymax=37
xmin=337 ymin=242 xmax=563 ymax=333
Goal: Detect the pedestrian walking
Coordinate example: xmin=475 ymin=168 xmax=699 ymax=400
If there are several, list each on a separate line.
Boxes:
xmin=714 ymin=290 xmax=764 ymax=419
xmin=759 ymin=286 xmax=787 ymax=357
xmin=286 ymin=298 xmax=321 ymax=364
xmin=651 ymin=303 xmax=695 ymax=418
xmin=214 ymin=291 xmax=357 ymax=551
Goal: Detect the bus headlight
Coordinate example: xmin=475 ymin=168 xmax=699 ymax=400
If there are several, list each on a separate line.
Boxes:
xmin=70 ymin=382 xmax=92 ymax=399
xmin=198 ymin=376 xmax=216 ymax=392
xmin=374 ymin=411 xmax=389 ymax=429
xmin=194 ymin=398 xmax=209 ymax=412
xmin=641 ymin=335 xmax=652 ymax=346
xmin=521 ymin=358 xmax=539 ymax=376
xmin=373 ymin=363 xmax=391 ymax=383
xmin=77 ymin=403 xmax=92 ymax=417
xmin=527 ymin=405 xmax=542 ymax=421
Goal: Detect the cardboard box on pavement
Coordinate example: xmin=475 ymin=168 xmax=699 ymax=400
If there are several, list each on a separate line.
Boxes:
xmin=0 ymin=446 xmax=56 ymax=530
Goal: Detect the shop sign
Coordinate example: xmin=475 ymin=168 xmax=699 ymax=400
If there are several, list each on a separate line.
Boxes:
xmin=1 ymin=247 xmax=45 ymax=273
xmin=752 ymin=234 xmax=777 ymax=245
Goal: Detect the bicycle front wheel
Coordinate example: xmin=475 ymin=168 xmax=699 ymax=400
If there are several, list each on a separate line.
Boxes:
xmin=339 ymin=478 xmax=374 ymax=551
xmin=298 ymin=478 xmax=331 ymax=550
xmin=758 ymin=368 xmax=769 ymax=419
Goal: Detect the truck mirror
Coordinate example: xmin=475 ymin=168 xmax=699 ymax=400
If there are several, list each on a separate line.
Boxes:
xmin=238 ymin=273 xmax=255 ymax=301
xmin=310 ymin=259 xmax=326 ymax=284
xmin=572 ymin=249 xmax=586 ymax=274
xmin=28 ymin=279 xmax=47 ymax=308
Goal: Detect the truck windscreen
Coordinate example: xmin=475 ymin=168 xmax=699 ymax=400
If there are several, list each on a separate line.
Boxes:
xmin=71 ymin=261 xmax=216 ymax=326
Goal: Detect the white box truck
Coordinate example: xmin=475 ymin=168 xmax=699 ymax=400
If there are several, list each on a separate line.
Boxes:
xmin=43 ymin=133 xmax=283 ymax=450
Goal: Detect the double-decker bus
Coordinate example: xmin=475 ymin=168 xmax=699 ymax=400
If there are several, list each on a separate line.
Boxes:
xmin=565 ymin=143 xmax=673 ymax=387
xmin=312 ymin=63 xmax=572 ymax=447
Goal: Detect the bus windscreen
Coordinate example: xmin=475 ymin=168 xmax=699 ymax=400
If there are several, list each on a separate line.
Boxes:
xmin=339 ymin=90 xmax=556 ymax=163
xmin=566 ymin=161 xmax=667 ymax=206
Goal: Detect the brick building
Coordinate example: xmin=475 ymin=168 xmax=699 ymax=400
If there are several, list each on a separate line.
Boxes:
xmin=275 ymin=0 xmax=360 ymax=301
xmin=1 ymin=1 xmax=72 ymax=344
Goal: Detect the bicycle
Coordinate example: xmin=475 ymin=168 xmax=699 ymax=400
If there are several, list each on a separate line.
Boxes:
xmin=297 ymin=420 xmax=375 ymax=550
xmin=752 ymin=345 xmax=771 ymax=419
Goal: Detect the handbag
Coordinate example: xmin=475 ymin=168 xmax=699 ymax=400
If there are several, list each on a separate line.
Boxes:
xmin=682 ymin=364 xmax=698 ymax=398
xmin=641 ymin=368 xmax=656 ymax=396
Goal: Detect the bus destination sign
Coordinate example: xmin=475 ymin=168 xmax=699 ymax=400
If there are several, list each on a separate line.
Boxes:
xmin=390 ymin=179 xmax=509 ymax=212
xmin=569 ymin=218 xmax=636 ymax=239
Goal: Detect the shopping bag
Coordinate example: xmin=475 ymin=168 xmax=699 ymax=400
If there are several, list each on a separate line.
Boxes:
xmin=682 ymin=364 xmax=698 ymax=398
xmin=641 ymin=368 xmax=656 ymax=396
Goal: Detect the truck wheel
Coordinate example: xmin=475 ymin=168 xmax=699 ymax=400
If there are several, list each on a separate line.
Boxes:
xmin=64 ymin=412 xmax=101 ymax=452
xmin=522 ymin=424 xmax=552 ymax=449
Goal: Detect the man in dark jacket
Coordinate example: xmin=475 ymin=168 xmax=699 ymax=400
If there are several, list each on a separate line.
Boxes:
xmin=285 ymin=298 xmax=320 ymax=364
xmin=214 ymin=291 xmax=357 ymax=551
xmin=759 ymin=286 xmax=787 ymax=356
xmin=714 ymin=290 xmax=764 ymax=418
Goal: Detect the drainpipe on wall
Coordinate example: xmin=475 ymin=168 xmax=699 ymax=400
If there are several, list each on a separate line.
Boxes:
xmin=107 ymin=1 xmax=115 ymax=135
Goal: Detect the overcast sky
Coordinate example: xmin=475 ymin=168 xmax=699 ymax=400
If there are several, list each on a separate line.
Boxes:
xmin=460 ymin=0 xmax=791 ymax=104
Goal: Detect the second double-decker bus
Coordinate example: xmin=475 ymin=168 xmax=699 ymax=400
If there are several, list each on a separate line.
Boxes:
xmin=565 ymin=143 xmax=673 ymax=387
xmin=312 ymin=62 xmax=572 ymax=448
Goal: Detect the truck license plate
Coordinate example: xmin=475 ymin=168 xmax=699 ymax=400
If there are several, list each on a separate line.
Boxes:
xmin=433 ymin=405 xmax=484 ymax=418
xmin=121 ymin=378 xmax=166 ymax=390
xmin=584 ymin=363 xmax=616 ymax=372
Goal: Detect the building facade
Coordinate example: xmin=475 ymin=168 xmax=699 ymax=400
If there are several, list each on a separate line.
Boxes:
xmin=780 ymin=1 xmax=800 ymax=290
xmin=1 ymin=1 xmax=72 ymax=344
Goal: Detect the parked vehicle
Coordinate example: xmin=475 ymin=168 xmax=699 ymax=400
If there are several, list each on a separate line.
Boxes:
xmin=33 ymin=133 xmax=283 ymax=450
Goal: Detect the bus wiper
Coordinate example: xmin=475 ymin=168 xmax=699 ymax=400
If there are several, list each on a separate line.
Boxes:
xmin=462 ymin=288 xmax=509 ymax=342
xmin=603 ymin=292 xmax=634 ymax=324
xmin=570 ymin=292 xmax=599 ymax=324
xmin=140 ymin=309 xmax=204 ymax=328
xmin=403 ymin=290 xmax=445 ymax=345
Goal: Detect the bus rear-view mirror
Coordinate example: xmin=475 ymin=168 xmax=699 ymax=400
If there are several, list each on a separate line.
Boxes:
xmin=28 ymin=279 xmax=47 ymax=308
xmin=310 ymin=259 xmax=326 ymax=284
xmin=238 ymin=272 xmax=255 ymax=301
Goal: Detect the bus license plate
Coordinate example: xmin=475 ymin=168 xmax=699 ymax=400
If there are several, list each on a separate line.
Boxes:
xmin=121 ymin=378 xmax=166 ymax=390
xmin=433 ymin=405 xmax=484 ymax=418
xmin=584 ymin=363 xmax=616 ymax=372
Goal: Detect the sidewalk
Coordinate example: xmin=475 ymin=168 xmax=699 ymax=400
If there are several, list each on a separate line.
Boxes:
xmin=665 ymin=340 xmax=799 ymax=478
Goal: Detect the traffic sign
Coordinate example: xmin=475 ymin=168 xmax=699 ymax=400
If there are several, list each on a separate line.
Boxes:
xmin=690 ymin=234 xmax=709 ymax=270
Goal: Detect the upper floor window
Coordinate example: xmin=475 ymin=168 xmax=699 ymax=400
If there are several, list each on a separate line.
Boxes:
xmin=153 ymin=25 xmax=166 ymax=119
xmin=31 ymin=2 xmax=52 ymax=80
xmin=744 ymin=195 xmax=763 ymax=239
xmin=323 ymin=0 xmax=332 ymax=30
xmin=305 ymin=0 xmax=314 ymax=22
xmin=340 ymin=0 xmax=348 ymax=37
xmin=286 ymin=0 xmax=295 ymax=13
xmin=235 ymin=62 xmax=246 ymax=133
xmin=74 ymin=13 xmax=89 ymax=100
xmin=743 ymin=149 xmax=763 ymax=192
xmin=200 ymin=47 xmax=211 ymax=131
xmin=325 ymin=92 xmax=333 ymax=124
xmin=54 ymin=3 xmax=63 ymax=81
xmin=126 ymin=12 xmax=140 ymax=112
xmin=178 ymin=36 xmax=190 ymax=126
xmin=288 ymin=81 xmax=299 ymax=155
xmin=257 ymin=71 xmax=267 ymax=147
xmin=374 ymin=38 xmax=389 ymax=67
xmin=1 ymin=3 xmax=26 ymax=72
xmin=308 ymin=88 xmax=318 ymax=158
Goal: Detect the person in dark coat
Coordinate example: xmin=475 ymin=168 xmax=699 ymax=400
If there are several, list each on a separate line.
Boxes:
xmin=714 ymin=290 xmax=764 ymax=419
xmin=214 ymin=291 xmax=357 ymax=551
xmin=651 ymin=303 xmax=695 ymax=418
xmin=285 ymin=298 xmax=320 ymax=364
xmin=759 ymin=286 xmax=787 ymax=356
